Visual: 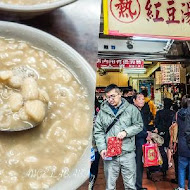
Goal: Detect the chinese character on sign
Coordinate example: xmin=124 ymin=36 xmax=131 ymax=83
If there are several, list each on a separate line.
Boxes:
xmin=115 ymin=0 xmax=137 ymax=19
xmin=145 ymin=0 xmax=153 ymax=21
xmin=110 ymin=0 xmax=141 ymax=23
xmin=153 ymin=2 xmax=164 ymax=22
xmin=110 ymin=60 xmax=120 ymax=67
xmin=166 ymin=0 xmax=180 ymax=24
xmin=181 ymin=2 xmax=190 ymax=24
xmin=145 ymin=0 xmax=164 ymax=22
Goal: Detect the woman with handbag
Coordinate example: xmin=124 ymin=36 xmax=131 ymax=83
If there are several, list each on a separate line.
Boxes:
xmin=133 ymin=93 xmax=152 ymax=190
xmin=154 ymin=98 xmax=175 ymax=177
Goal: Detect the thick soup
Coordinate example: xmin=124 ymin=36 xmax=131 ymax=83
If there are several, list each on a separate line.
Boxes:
xmin=0 ymin=37 xmax=91 ymax=189
xmin=0 ymin=0 xmax=58 ymax=5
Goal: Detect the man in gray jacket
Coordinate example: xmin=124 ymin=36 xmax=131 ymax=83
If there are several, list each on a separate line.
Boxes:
xmin=94 ymin=84 xmax=143 ymax=190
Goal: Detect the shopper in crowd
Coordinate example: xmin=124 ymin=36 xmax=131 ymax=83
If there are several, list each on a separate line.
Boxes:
xmin=89 ymin=132 xmax=100 ymax=190
xmin=174 ymin=95 xmax=190 ymax=190
xmin=133 ymin=93 xmax=152 ymax=190
xmin=170 ymin=110 xmax=179 ymax=184
xmin=185 ymin=98 xmax=190 ymax=148
xmin=141 ymin=89 xmax=157 ymax=131
xmin=123 ymin=86 xmax=134 ymax=104
xmin=88 ymin=98 xmax=101 ymax=190
xmin=133 ymin=89 xmax=137 ymax=96
xmin=94 ymin=84 xmax=143 ymax=190
xmin=155 ymin=98 xmax=175 ymax=176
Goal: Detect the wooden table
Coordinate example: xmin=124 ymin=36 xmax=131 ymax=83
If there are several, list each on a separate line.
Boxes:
xmin=0 ymin=0 xmax=101 ymax=71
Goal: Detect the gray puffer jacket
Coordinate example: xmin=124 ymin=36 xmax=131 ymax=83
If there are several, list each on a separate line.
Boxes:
xmin=94 ymin=98 xmax=143 ymax=154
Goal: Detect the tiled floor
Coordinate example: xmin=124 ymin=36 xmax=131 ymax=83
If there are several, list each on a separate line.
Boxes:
xmin=78 ymin=158 xmax=180 ymax=190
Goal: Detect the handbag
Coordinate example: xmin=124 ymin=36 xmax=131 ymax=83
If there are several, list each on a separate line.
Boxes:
xmin=169 ymin=112 xmax=178 ymax=150
xmin=151 ymin=133 xmax=164 ymax=146
xmin=142 ymin=142 xmax=160 ymax=167
xmin=106 ymin=137 xmax=122 ymax=157
xmin=105 ymin=110 xmax=125 ymax=157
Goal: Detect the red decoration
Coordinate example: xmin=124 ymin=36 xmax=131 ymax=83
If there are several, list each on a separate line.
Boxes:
xmin=110 ymin=0 xmax=141 ymax=23
xmin=142 ymin=143 xmax=159 ymax=167
xmin=96 ymin=59 xmax=144 ymax=69
xmin=106 ymin=137 xmax=122 ymax=157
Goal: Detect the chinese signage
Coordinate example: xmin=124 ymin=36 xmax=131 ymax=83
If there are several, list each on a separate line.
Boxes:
xmin=96 ymin=59 xmax=144 ymax=68
xmin=103 ymin=0 xmax=190 ymax=39
xmin=161 ymin=64 xmax=180 ymax=84
xmin=155 ymin=71 xmax=162 ymax=85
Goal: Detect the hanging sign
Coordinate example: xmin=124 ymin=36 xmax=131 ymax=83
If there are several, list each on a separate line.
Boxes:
xmin=103 ymin=0 xmax=190 ymax=40
xmin=155 ymin=71 xmax=162 ymax=85
xmin=161 ymin=64 xmax=180 ymax=84
xmin=96 ymin=59 xmax=144 ymax=68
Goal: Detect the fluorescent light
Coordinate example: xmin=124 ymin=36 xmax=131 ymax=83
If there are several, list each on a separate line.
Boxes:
xmin=132 ymin=36 xmax=168 ymax=42
xmin=123 ymin=68 xmax=146 ymax=74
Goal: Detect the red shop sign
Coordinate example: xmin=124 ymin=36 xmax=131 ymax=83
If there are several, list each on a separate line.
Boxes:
xmin=97 ymin=59 xmax=144 ymax=68
xmin=123 ymin=59 xmax=144 ymax=68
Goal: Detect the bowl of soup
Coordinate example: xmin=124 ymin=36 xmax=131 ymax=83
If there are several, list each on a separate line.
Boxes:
xmin=0 ymin=21 xmax=95 ymax=190
xmin=0 ymin=0 xmax=76 ymax=20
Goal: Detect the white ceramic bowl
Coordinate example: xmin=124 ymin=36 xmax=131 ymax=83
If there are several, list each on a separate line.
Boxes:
xmin=0 ymin=21 xmax=95 ymax=190
xmin=0 ymin=0 xmax=76 ymax=20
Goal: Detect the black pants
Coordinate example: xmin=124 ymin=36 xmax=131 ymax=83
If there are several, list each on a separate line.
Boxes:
xmin=159 ymin=146 xmax=168 ymax=173
xmin=173 ymin=145 xmax=178 ymax=180
xmin=136 ymin=146 xmax=144 ymax=190
xmin=90 ymin=151 xmax=100 ymax=180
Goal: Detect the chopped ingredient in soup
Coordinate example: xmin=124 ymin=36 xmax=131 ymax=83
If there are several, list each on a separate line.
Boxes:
xmin=0 ymin=71 xmax=48 ymax=131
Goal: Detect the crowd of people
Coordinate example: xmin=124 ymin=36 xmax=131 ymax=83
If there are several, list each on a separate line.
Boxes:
xmin=89 ymin=84 xmax=190 ymax=190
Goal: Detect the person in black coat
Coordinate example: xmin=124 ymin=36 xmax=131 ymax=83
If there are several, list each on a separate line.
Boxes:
xmin=123 ymin=86 xmax=134 ymax=104
xmin=154 ymin=98 xmax=175 ymax=176
xmin=175 ymin=95 xmax=190 ymax=190
xmin=185 ymin=99 xmax=190 ymax=148
xmin=133 ymin=93 xmax=152 ymax=190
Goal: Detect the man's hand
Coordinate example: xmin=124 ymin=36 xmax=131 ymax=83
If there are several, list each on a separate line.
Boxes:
xmin=117 ymin=131 xmax=127 ymax=140
xmin=100 ymin=150 xmax=107 ymax=159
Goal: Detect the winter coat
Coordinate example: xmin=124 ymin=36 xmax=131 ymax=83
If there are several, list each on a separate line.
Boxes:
xmin=141 ymin=102 xmax=153 ymax=129
xmin=155 ymin=108 xmax=175 ymax=147
xmin=178 ymin=108 xmax=190 ymax=157
xmin=94 ymin=98 xmax=143 ymax=154
xmin=144 ymin=97 xmax=157 ymax=117
xmin=185 ymin=107 xmax=190 ymax=149
xmin=144 ymin=97 xmax=157 ymax=125
xmin=135 ymin=104 xmax=151 ymax=147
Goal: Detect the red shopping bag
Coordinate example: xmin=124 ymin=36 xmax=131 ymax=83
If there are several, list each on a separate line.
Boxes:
xmin=142 ymin=143 xmax=159 ymax=167
xmin=106 ymin=137 xmax=122 ymax=157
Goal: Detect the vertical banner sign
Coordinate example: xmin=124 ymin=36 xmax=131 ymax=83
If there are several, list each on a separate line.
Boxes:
xmin=155 ymin=71 xmax=162 ymax=85
xmin=161 ymin=64 xmax=180 ymax=84
xmin=103 ymin=0 xmax=190 ymax=40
